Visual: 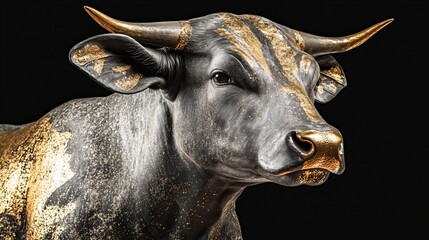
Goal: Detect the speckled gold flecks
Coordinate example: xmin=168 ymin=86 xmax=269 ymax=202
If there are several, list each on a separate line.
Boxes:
xmin=114 ymin=73 xmax=143 ymax=91
xmin=93 ymin=59 xmax=105 ymax=75
xmin=112 ymin=65 xmax=131 ymax=74
xmin=25 ymin=128 xmax=74 ymax=239
xmin=175 ymin=21 xmax=192 ymax=51
xmin=0 ymin=117 xmax=74 ymax=238
xmin=72 ymin=44 xmax=109 ymax=66
xmin=293 ymin=30 xmax=305 ymax=50
xmin=0 ymin=117 xmax=51 ymax=227
xmin=245 ymin=15 xmax=321 ymax=121
xmin=27 ymin=202 xmax=76 ymax=239
xmin=216 ymin=13 xmax=271 ymax=73
xmin=298 ymin=169 xmax=328 ymax=185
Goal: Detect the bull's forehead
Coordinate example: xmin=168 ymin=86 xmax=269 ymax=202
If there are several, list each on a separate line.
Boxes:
xmin=215 ymin=13 xmax=302 ymax=74
xmin=202 ymin=13 xmax=321 ymax=122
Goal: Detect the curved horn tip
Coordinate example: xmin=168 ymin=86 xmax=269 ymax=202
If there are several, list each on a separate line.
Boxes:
xmin=83 ymin=6 xmax=121 ymax=34
xmin=83 ymin=6 xmax=97 ymax=16
xmin=337 ymin=18 xmax=394 ymax=53
xmin=376 ymin=18 xmax=394 ymax=30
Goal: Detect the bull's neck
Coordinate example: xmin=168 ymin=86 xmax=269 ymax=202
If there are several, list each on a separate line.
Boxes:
xmin=118 ymin=91 xmax=245 ymax=239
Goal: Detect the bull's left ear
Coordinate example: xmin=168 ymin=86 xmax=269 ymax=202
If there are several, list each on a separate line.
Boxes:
xmin=69 ymin=33 xmax=172 ymax=94
xmin=314 ymin=55 xmax=347 ymax=103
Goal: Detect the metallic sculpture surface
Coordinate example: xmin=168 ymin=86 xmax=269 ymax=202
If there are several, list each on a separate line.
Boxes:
xmin=0 ymin=6 xmax=392 ymax=239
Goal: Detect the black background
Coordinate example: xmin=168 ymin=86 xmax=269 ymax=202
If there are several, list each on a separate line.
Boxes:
xmin=1 ymin=0 xmax=427 ymax=239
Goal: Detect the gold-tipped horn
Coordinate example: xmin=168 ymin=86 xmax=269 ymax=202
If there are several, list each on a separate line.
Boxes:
xmin=83 ymin=6 xmax=191 ymax=50
xmin=291 ymin=19 xmax=393 ymax=56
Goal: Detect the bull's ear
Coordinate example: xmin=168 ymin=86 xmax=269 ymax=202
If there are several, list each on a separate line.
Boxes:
xmin=69 ymin=33 xmax=166 ymax=93
xmin=314 ymin=55 xmax=347 ymax=103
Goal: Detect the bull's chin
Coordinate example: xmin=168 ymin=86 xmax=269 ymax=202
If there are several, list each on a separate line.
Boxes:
xmin=273 ymin=168 xmax=331 ymax=186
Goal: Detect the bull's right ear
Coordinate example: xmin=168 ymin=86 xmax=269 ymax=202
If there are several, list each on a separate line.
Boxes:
xmin=69 ymin=33 xmax=167 ymax=93
xmin=314 ymin=55 xmax=347 ymax=103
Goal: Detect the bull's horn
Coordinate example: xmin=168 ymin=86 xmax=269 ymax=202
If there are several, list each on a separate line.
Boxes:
xmin=292 ymin=19 xmax=393 ymax=56
xmin=83 ymin=6 xmax=191 ymax=50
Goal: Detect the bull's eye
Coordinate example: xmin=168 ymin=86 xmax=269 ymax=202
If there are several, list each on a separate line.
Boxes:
xmin=212 ymin=72 xmax=232 ymax=85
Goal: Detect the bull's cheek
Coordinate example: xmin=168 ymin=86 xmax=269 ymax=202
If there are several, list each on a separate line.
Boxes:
xmin=256 ymin=130 xmax=292 ymax=173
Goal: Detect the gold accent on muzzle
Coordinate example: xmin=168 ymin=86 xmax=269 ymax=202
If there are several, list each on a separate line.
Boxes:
xmin=278 ymin=129 xmax=345 ymax=176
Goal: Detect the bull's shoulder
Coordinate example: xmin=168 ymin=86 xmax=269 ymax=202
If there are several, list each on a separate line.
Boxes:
xmin=0 ymin=117 xmax=53 ymax=239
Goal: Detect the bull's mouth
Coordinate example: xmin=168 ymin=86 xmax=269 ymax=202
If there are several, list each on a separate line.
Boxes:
xmin=287 ymin=168 xmax=331 ymax=186
xmin=276 ymin=156 xmax=344 ymax=176
xmin=274 ymin=153 xmax=345 ymax=186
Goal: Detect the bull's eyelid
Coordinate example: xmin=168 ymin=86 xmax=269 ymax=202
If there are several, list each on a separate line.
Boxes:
xmin=210 ymin=70 xmax=236 ymax=86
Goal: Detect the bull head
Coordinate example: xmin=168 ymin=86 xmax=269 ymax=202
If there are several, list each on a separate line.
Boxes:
xmin=70 ymin=7 xmax=392 ymax=186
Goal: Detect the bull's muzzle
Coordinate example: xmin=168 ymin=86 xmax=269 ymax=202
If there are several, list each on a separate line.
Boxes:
xmin=279 ymin=129 xmax=345 ymax=176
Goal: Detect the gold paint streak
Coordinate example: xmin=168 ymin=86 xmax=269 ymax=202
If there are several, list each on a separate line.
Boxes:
xmin=299 ymin=54 xmax=312 ymax=72
xmin=72 ymin=44 xmax=109 ymax=66
xmin=286 ymin=87 xmax=321 ymax=121
xmin=215 ymin=28 xmax=254 ymax=67
xmin=175 ymin=21 xmax=191 ymax=50
xmin=324 ymin=65 xmax=345 ymax=84
xmin=114 ymin=73 xmax=143 ymax=91
xmin=246 ymin=15 xmax=321 ymax=121
xmin=112 ymin=65 xmax=131 ymax=73
xmin=26 ymin=129 xmax=74 ymax=239
xmin=94 ymin=59 xmax=105 ymax=75
xmin=293 ymin=30 xmax=305 ymax=50
xmin=0 ymin=118 xmax=51 ymax=227
xmin=216 ymin=13 xmax=270 ymax=73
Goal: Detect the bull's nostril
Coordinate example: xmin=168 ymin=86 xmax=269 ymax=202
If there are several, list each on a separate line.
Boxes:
xmin=291 ymin=131 xmax=314 ymax=155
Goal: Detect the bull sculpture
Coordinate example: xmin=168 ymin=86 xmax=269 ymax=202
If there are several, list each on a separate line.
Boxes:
xmin=0 ymin=6 xmax=391 ymax=239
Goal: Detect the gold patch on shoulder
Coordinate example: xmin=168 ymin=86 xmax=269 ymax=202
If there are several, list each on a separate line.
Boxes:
xmin=26 ymin=127 xmax=74 ymax=238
